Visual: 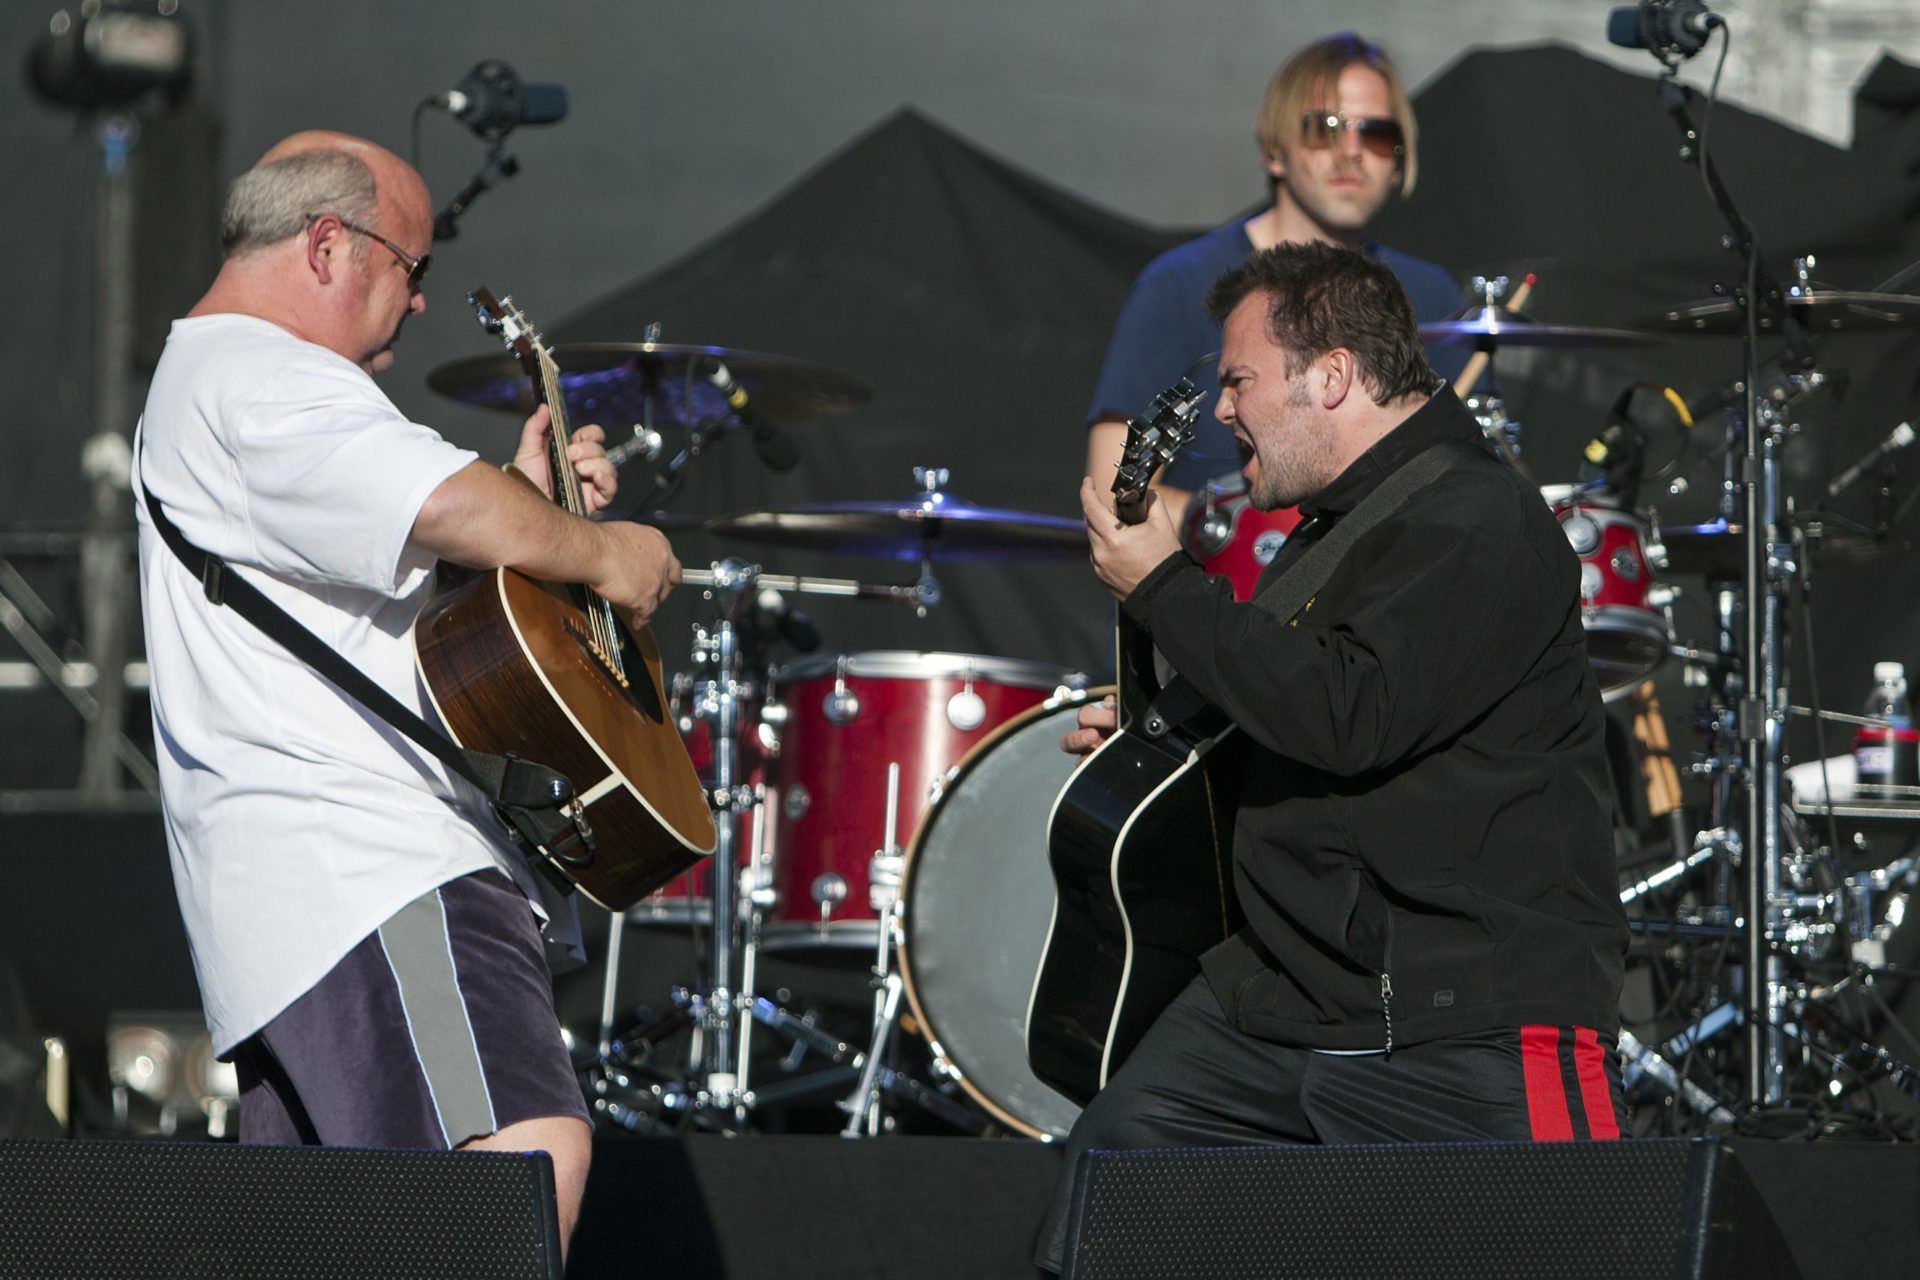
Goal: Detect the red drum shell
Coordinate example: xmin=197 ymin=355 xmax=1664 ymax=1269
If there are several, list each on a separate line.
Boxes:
xmin=1545 ymin=489 xmax=1668 ymax=698
xmin=759 ymin=651 xmax=1086 ymax=952
xmin=1180 ymin=472 xmax=1302 ymax=602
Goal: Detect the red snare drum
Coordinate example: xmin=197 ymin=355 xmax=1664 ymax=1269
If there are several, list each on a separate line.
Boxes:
xmin=1543 ymin=486 xmax=1668 ymax=698
xmin=759 ymin=651 xmax=1087 ymax=953
xmin=1180 ymin=472 xmax=1302 ymax=601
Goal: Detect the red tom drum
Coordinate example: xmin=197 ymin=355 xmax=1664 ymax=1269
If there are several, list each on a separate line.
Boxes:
xmin=759 ymin=651 xmax=1087 ymax=953
xmin=1542 ymin=485 xmax=1669 ymax=698
xmin=1180 ymin=472 xmax=1303 ymax=601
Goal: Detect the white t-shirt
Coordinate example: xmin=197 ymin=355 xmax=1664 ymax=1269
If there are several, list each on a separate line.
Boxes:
xmin=133 ymin=314 xmax=538 ymax=1055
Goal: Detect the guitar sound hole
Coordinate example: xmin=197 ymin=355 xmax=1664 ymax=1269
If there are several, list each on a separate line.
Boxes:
xmin=564 ymin=619 xmax=666 ymax=724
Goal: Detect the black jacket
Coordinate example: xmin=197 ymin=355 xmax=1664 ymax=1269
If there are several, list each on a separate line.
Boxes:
xmin=1124 ymin=389 xmax=1628 ymax=1050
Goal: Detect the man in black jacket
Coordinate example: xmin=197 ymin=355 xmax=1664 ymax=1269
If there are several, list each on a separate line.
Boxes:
xmin=1037 ymin=243 xmax=1628 ymax=1273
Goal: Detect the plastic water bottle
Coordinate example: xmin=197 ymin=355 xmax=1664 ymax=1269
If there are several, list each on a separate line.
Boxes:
xmin=1853 ymin=662 xmax=1918 ymax=798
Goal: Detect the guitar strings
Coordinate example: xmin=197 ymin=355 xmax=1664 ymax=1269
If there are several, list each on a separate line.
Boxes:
xmin=538 ymin=343 xmax=625 ymax=680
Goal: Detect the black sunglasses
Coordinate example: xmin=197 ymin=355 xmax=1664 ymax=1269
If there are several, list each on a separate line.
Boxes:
xmin=1298 ymin=112 xmax=1405 ymax=160
xmin=305 ymin=212 xmax=432 ymax=289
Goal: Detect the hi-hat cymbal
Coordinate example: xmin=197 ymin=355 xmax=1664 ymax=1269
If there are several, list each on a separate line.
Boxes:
xmin=1418 ymin=305 xmax=1658 ymax=349
xmin=428 ymin=342 xmax=871 ymax=427
xmin=707 ymin=494 xmax=1087 ymax=562
xmin=1635 ymin=290 xmax=1920 ymax=334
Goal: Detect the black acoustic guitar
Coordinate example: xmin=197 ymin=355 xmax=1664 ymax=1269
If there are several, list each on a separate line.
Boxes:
xmin=413 ymin=288 xmax=716 ymax=910
xmin=1026 ymin=379 xmax=1245 ymax=1105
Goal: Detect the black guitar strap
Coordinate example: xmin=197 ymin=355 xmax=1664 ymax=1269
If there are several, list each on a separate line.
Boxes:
xmin=139 ymin=473 xmax=589 ymax=893
xmin=1248 ymin=438 xmax=1482 ymax=624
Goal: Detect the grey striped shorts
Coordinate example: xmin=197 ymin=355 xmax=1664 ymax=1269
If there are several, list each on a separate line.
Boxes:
xmin=231 ymin=870 xmax=590 ymax=1148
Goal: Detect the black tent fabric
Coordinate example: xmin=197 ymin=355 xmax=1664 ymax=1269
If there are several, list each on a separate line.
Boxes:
xmin=557 ymin=107 xmax=1186 ymax=679
xmin=561 ymin=45 xmax=1920 ymax=737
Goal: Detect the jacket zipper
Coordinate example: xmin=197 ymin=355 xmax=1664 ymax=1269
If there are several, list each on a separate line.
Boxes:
xmin=1380 ymin=972 xmax=1394 ymax=1058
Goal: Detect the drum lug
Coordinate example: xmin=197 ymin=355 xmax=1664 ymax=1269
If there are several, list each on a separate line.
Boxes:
xmin=811 ymin=874 xmax=850 ymax=925
xmin=947 ymin=683 xmax=987 ymax=732
xmin=823 ymin=668 xmax=861 ymax=726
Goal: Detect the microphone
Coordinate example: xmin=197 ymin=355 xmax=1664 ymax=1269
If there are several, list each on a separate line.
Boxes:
xmin=1826 ymin=421 xmax=1915 ymax=498
xmin=706 ymin=360 xmax=800 ymax=472
xmin=1579 ymin=419 xmax=1646 ymax=502
xmin=754 ymin=588 xmax=820 ymax=654
xmin=432 ymin=60 xmax=568 ymax=139
xmin=1607 ymin=1 xmax=1723 ymax=59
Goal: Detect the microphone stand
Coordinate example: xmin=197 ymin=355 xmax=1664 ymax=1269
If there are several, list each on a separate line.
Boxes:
xmin=432 ymin=137 xmax=520 ymax=242
xmin=1655 ymin=69 xmax=1813 ymax=1109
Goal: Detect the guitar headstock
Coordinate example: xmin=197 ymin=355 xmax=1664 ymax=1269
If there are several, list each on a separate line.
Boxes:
xmin=468 ymin=286 xmax=542 ymax=381
xmin=1112 ymin=377 xmax=1204 ymax=525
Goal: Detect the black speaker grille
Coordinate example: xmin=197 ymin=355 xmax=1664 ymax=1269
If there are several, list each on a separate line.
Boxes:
xmin=1068 ymin=1140 xmax=1700 ymax=1280
xmin=0 ymin=1140 xmax=558 ymax=1279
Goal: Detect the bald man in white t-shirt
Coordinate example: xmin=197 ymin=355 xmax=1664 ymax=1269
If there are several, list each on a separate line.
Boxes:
xmin=132 ymin=132 xmax=667 ymax=1253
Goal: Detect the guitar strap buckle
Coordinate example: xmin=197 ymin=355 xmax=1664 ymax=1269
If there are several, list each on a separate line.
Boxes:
xmin=200 ymin=557 xmax=226 ymax=605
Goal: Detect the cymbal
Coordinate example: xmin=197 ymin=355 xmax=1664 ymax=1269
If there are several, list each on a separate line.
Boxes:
xmin=1635 ymin=290 xmax=1920 ymax=334
xmin=1418 ymin=305 xmax=1659 ymax=349
xmin=1656 ymin=518 xmax=1901 ymax=575
xmin=616 ymin=510 xmax=708 ymax=531
xmin=427 ymin=342 xmax=871 ymax=427
xmin=707 ymin=495 xmax=1087 ymax=562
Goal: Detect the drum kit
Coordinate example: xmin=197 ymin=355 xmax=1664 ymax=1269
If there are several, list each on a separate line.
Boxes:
xmin=427 ymin=244 xmax=1920 ymax=1139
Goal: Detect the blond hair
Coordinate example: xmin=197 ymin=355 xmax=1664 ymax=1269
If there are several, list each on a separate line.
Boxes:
xmin=1255 ymin=32 xmax=1418 ymax=196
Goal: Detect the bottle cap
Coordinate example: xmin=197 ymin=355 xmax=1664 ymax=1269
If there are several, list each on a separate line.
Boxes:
xmin=1874 ymin=661 xmax=1906 ymax=682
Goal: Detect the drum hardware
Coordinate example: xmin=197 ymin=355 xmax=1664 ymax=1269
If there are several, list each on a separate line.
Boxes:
xmin=1449 ymin=272 xmax=1534 ymax=403
xmin=680 ymin=566 xmax=936 ymax=608
xmin=1619 ymin=1028 xmax=1740 ymax=1124
xmin=840 ymin=764 xmax=909 ymax=1136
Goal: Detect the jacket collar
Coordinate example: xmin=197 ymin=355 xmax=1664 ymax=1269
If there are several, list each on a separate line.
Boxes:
xmin=1298 ymin=387 xmax=1485 ymax=520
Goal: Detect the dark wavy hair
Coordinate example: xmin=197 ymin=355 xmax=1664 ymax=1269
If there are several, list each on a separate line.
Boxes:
xmin=1204 ymin=242 xmax=1437 ymax=405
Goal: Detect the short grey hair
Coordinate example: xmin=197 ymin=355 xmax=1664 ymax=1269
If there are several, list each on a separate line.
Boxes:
xmin=220 ymin=149 xmax=380 ymax=254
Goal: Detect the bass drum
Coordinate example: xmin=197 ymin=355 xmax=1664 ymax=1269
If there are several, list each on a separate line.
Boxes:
xmin=898 ymin=694 xmax=1097 ymax=1140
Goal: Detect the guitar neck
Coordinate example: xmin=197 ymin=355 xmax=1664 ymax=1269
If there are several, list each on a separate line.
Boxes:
xmin=533 ymin=346 xmax=589 ymax=520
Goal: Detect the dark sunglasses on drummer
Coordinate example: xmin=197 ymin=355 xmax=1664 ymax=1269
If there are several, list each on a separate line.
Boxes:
xmin=1298 ymin=111 xmax=1405 ymax=159
xmin=303 ymin=212 xmax=432 ymax=289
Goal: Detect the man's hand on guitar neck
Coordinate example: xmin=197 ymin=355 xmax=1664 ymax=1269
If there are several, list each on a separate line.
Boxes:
xmin=1080 ymin=476 xmax=1182 ymax=601
xmin=511 ymin=405 xmax=619 ymax=513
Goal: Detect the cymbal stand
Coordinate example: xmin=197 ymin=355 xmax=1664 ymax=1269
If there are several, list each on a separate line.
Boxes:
xmin=630 ymin=562 xmax=936 ymax=1128
xmin=677 ymin=557 xmax=762 ymax=1118
xmin=1650 ymin=64 xmax=1819 ymax=1109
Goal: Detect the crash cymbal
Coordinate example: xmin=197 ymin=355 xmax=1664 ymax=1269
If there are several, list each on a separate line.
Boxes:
xmin=708 ymin=493 xmax=1086 ymax=562
xmin=1418 ymin=305 xmax=1659 ymax=349
xmin=428 ymin=342 xmax=871 ymax=427
xmin=1656 ymin=518 xmax=1902 ymax=576
xmin=1635 ymin=290 xmax=1920 ymax=334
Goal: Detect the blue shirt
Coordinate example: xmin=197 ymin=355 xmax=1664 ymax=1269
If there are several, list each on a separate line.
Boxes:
xmin=1085 ymin=217 xmax=1465 ymax=493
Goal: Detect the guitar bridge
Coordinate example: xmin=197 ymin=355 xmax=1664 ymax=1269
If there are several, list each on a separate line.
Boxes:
xmin=564 ymin=616 xmax=631 ymax=689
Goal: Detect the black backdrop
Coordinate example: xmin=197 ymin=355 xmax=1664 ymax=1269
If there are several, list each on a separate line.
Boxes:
xmin=551 ymin=106 xmax=1183 ymax=681
xmin=556 ymin=44 xmax=1920 ymax=743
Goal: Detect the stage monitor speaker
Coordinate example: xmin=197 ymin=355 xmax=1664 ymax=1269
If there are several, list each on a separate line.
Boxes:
xmin=1062 ymin=1137 xmax=1798 ymax=1280
xmin=0 ymin=1139 xmax=561 ymax=1279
